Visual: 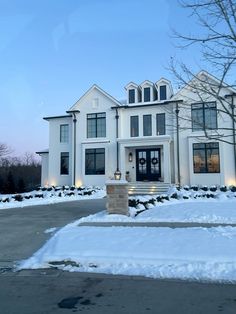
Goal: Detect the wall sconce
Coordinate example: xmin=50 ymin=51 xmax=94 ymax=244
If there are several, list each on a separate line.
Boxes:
xmin=114 ymin=170 xmax=121 ymax=180
xmin=129 ymin=152 xmax=133 ymax=162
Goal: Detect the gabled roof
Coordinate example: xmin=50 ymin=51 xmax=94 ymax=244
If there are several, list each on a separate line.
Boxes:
xmin=155 ymin=77 xmax=172 ymax=86
xmin=139 ymin=80 xmax=154 ymax=88
xmin=124 ymin=81 xmax=139 ymax=90
xmin=173 ymin=70 xmax=236 ymax=99
xmin=68 ymin=84 xmax=122 ymax=111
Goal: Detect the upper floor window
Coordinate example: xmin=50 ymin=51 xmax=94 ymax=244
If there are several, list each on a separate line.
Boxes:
xmin=193 ymin=142 xmax=220 ymax=173
xmin=144 ymin=87 xmax=151 ymax=102
xmin=130 ymin=116 xmax=139 ymax=137
xmin=87 ymin=112 xmax=106 ymax=138
xmin=60 ymin=152 xmax=69 ymax=175
xmin=60 ymin=124 xmax=69 ymax=143
xmin=143 ymin=115 xmax=152 ymax=136
xmin=156 ymin=113 xmax=165 ymax=135
xmin=160 ymin=85 xmax=167 ymax=100
xmin=129 ymin=89 xmax=135 ymax=104
xmin=192 ymin=102 xmax=217 ymax=131
xmin=85 ymin=148 xmax=105 ymax=175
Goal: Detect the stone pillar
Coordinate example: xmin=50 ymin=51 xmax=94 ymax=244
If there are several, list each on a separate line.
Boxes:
xmin=106 ymin=180 xmax=129 ymax=216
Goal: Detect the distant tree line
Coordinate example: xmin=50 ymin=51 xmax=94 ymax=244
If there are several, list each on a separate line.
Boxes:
xmin=0 ymin=144 xmax=41 ymax=194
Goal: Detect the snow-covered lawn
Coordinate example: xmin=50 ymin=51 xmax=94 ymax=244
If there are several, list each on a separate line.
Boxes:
xmin=19 ymin=223 xmax=236 ymax=283
xmin=0 ymin=187 xmax=105 ymax=210
xmin=18 ymin=198 xmax=236 ymax=283
xmin=79 ymin=199 xmax=236 ymax=224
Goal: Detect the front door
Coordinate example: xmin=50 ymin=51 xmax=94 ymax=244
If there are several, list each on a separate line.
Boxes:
xmin=136 ymin=149 xmax=161 ymax=181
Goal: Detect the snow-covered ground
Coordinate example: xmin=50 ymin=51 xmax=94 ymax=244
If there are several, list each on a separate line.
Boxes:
xmin=79 ymin=198 xmax=236 ymax=224
xmin=18 ymin=198 xmax=236 ymax=283
xmin=0 ymin=187 xmax=106 ymax=210
xmin=19 ymin=223 xmax=236 ymax=283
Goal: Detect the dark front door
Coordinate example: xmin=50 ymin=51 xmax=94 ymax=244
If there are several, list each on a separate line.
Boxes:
xmin=136 ymin=149 xmax=161 ymax=181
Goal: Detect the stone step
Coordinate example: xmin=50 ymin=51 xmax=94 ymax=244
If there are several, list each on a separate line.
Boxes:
xmin=128 ymin=182 xmax=172 ymax=195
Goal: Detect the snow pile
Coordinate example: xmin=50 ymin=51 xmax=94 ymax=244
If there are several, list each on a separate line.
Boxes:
xmin=19 ymin=224 xmax=236 ymax=283
xmin=0 ymin=186 xmax=106 ymax=210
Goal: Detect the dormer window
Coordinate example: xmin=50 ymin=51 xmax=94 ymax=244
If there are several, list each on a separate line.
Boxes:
xmin=160 ymin=85 xmax=167 ymax=101
xmin=144 ymin=87 xmax=151 ymax=102
xmin=129 ymin=89 xmax=135 ymax=104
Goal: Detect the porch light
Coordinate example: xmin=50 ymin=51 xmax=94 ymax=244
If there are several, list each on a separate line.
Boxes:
xmin=129 ymin=152 xmax=133 ymax=162
xmin=114 ymin=170 xmax=122 ymax=180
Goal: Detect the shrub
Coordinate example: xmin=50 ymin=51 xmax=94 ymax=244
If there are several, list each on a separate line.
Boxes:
xmin=201 ymin=186 xmax=208 ymax=191
xmin=183 ymin=196 xmax=189 ymax=199
xmin=70 ymin=186 xmax=75 ymax=191
xmin=161 ymin=195 xmax=169 ymax=201
xmin=230 ymin=186 xmax=236 ymax=192
xmin=24 ymin=195 xmax=33 ymax=200
xmin=148 ymin=198 xmax=156 ymax=205
xmin=35 ymin=194 xmax=44 ymax=198
xmin=170 ymin=192 xmax=178 ymax=199
xmin=206 ymin=193 xmax=215 ymax=198
xmin=77 ymin=187 xmax=85 ymax=191
xmin=13 ymin=194 xmax=24 ymax=202
xmin=129 ymin=199 xmax=138 ymax=207
xmin=183 ymin=185 xmax=189 ymax=191
xmin=41 ymin=187 xmax=47 ymax=191
xmin=191 ymin=185 xmax=199 ymax=191
xmin=47 ymin=187 xmax=52 ymax=192
xmin=58 ymin=192 xmax=62 ymax=197
xmin=83 ymin=191 xmax=92 ymax=196
xmin=2 ymin=198 xmax=10 ymax=203
xmin=210 ymin=186 xmax=217 ymax=192
xmin=65 ymin=192 xmax=75 ymax=197
xmin=220 ymin=185 xmax=227 ymax=192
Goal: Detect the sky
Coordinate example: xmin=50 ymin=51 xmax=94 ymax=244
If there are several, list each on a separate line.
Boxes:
xmin=0 ymin=0 xmax=210 ymax=157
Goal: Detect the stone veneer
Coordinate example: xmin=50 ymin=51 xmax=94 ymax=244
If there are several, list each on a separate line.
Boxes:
xmin=105 ymin=180 xmax=129 ymax=216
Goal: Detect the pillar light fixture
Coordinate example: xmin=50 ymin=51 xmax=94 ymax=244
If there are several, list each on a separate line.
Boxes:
xmin=114 ymin=169 xmax=121 ymax=180
xmin=129 ymin=152 xmax=133 ymax=162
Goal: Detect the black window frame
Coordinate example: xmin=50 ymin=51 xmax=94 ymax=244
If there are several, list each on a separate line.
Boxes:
xmin=85 ymin=148 xmax=105 ymax=175
xmin=191 ymin=102 xmax=217 ymax=131
xmin=60 ymin=124 xmax=69 ymax=143
xmin=143 ymin=114 xmax=152 ymax=136
xmin=87 ymin=112 xmax=106 ymax=138
xmin=128 ymin=89 xmax=135 ymax=104
xmin=144 ymin=87 xmax=151 ymax=102
xmin=193 ymin=142 xmax=220 ymax=174
xmin=160 ymin=85 xmax=167 ymax=101
xmin=60 ymin=152 xmax=69 ymax=175
xmin=156 ymin=113 xmax=166 ymax=135
xmin=130 ymin=115 xmax=139 ymax=137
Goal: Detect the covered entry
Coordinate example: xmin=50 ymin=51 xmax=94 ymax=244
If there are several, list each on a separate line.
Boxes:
xmin=136 ymin=148 xmax=161 ymax=181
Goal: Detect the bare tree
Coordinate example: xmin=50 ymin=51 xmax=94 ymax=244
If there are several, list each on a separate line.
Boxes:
xmin=0 ymin=143 xmax=12 ymax=158
xmin=170 ymin=0 xmax=236 ymax=144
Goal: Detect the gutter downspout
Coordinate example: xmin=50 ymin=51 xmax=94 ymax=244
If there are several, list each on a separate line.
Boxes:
xmin=231 ymin=98 xmax=236 ymax=183
xmin=175 ymin=103 xmax=181 ymax=187
xmin=66 ymin=110 xmax=80 ymax=186
xmin=115 ymin=108 xmax=119 ymax=171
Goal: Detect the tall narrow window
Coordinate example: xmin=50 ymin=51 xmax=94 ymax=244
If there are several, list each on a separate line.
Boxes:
xmin=143 ymin=115 xmax=152 ymax=136
xmin=129 ymin=89 xmax=135 ymax=104
xmin=192 ymin=102 xmax=217 ymax=131
xmin=193 ymin=143 xmax=220 ymax=173
xmin=160 ymin=85 xmax=167 ymax=100
xmin=87 ymin=113 xmax=106 ymax=138
xmin=130 ymin=116 xmax=139 ymax=137
xmin=60 ymin=152 xmax=69 ymax=175
xmin=156 ymin=113 xmax=165 ymax=135
xmin=60 ymin=124 xmax=69 ymax=143
xmin=144 ymin=87 xmax=151 ymax=102
xmin=85 ymin=148 xmax=105 ymax=175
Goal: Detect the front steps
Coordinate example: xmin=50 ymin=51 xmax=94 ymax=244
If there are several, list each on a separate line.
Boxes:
xmin=128 ymin=182 xmax=172 ymax=195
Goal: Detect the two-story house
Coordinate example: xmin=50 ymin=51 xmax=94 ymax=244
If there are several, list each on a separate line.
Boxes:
xmin=37 ymin=71 xmax=236 ymax=189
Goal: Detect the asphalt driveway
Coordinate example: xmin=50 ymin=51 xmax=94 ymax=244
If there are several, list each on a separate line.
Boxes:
xmin=0 ymin=198 xmax=106 ymax=268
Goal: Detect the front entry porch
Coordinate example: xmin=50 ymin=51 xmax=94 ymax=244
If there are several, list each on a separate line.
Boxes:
xmin=118 ymin=136 xmax=172 ymax=184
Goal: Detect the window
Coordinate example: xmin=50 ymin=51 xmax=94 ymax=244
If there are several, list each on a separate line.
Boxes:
xmin=193 ymin=143 xmax=220 ymax=173
xmin=129 ymin=89 xmax=135 ymax=104
xmin=192 ymin=102 xmax=217 ymax=131
xmin=156 ymin=113 xmax=165 ymax=135
xmin=87 ymin=112 xmax=106 ymax=138
xmin=144 ymin=87 xmax=150 ymax=102
xmin=60 ymin=124 xmax=69 ymax=143
xmin=60 ymin=152 xmax=69 ymax=175
xmin=85 ymin=148 xmax=105 ymax=175
xmin=130 ymin=116 xmax=139 ymax=137
xmin=160 ymin=85 xmax=167 ymax=100
xmin=143 ymin=115 xmax=152 ymax=136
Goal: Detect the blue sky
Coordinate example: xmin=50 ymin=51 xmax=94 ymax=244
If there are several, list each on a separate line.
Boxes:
xmin=0 ymin=0 xmax=206 ymax=156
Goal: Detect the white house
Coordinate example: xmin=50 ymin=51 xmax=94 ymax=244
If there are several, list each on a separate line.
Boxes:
xmin=37 ymin=71 xmax=236 ymax=190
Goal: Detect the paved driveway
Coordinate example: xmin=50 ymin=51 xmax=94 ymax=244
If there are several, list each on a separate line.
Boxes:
xmin=0 ymin=199 xmax=106 ymax=268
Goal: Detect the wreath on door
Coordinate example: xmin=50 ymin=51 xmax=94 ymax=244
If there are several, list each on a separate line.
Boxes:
xmin=151 ymin=157 xmax=158 ymax=165
xmin=139 ymin=158 xmax=146 ymax=165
